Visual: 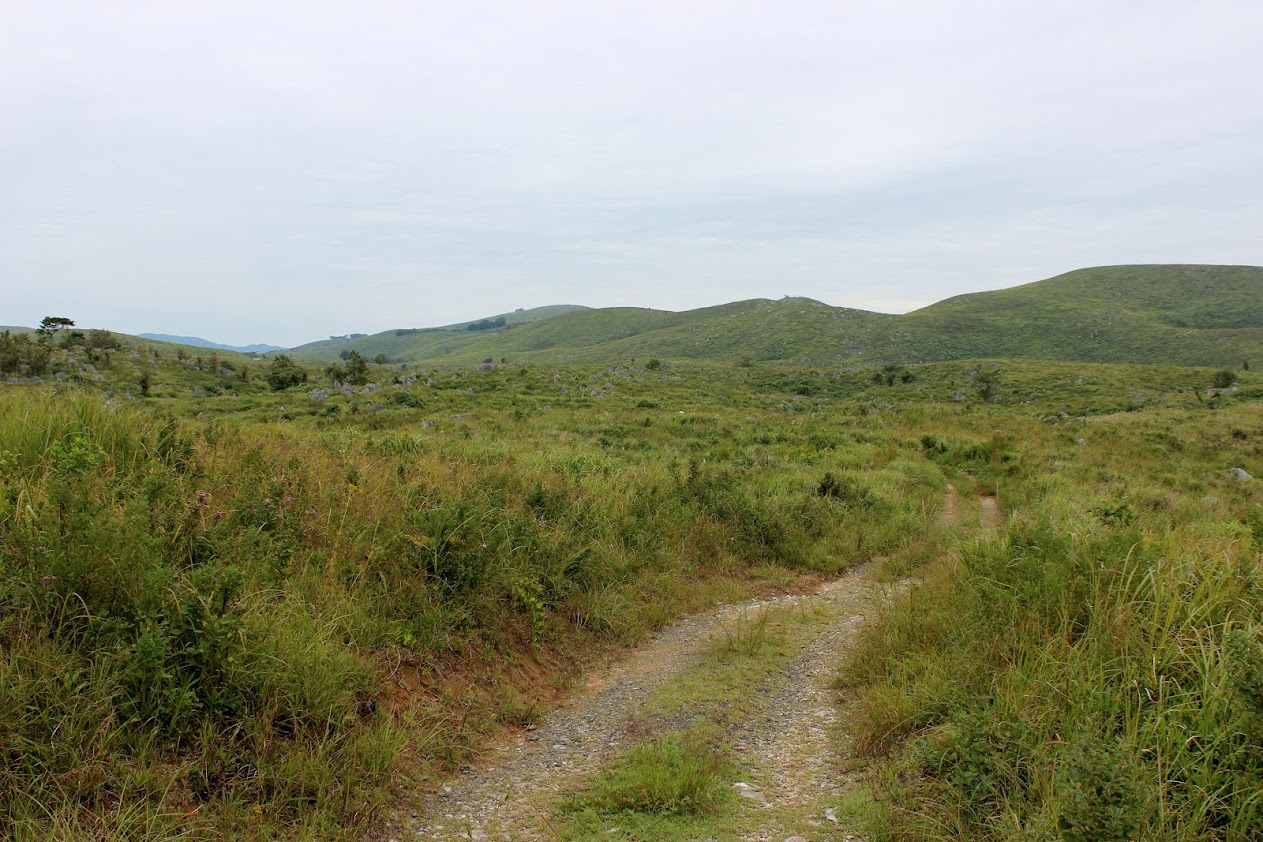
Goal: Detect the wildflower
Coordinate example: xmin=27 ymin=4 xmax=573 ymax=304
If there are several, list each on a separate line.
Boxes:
xmin=305 ymin=507 xmax=318 ymax=517
xmin=282 ymin=495 xmax=294 ymax=506
xmin=213 ymin=510 xmax=227 ymax=521
xmin=40 ymin=574 xmax=57 ymax=588
xmin=195 ymin=490 xmax=209 ymax=506
xmin=263 ymin=498 xmax=272 ymax=508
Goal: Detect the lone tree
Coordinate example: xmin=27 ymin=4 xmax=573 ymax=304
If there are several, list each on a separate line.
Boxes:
xmin=1212 ymin=369 xmax=1238 ymax=389
xmin=973 ymin=367 xmax=1001 ymax=402
xmin=344 ymin=350 xmax=369 ymax=385
xmin=266 ymin=354 xmax=308 ymax=391
xmin=37 ymin=316 xmax=75 ymax=340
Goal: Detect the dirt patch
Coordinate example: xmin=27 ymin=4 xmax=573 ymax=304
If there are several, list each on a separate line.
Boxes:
xmin=377 ymin=569 xmax=888 ymax=841
xmin=979 ymin=492 xmax=1000 ymax=530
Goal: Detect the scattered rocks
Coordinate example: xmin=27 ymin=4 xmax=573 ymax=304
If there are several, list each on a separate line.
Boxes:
xmin=1228 ymin=467 xmax=1253 ymax=481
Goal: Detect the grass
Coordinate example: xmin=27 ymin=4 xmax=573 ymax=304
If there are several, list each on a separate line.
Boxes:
xmin=2 ymin=323 xmax=1261 ymax=839
xmin=842 ymin=401 xmax=1263 ymax=840
xmin=572 ymin=731 xmax=734 ymax=816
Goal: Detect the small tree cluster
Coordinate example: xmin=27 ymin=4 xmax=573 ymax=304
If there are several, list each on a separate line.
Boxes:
xmin=266 ymin=354 xmax=308 ymax=391
xmin=466 ymin=317 xmax=507 ymax=332
xmin=0 ymin=331 xmax=52 ymax=376
xmin=873 ymin=363 xmax=915 ymax=387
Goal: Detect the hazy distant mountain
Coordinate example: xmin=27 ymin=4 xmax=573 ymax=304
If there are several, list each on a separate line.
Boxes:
xmin=139 ymin=334 xmax=284 ymax=354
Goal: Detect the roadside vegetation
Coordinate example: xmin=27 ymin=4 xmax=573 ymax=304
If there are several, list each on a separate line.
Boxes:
xmin=846 ymin=403 xmax=1263 ymax=840
xmin=1 ymin=324 xmax=1259 ymax=839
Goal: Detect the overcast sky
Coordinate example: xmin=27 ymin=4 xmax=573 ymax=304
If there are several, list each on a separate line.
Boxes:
xmin=2 ymin=1 xmax=1260 ymax=347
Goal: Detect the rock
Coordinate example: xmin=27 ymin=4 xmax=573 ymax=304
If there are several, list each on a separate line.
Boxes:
xmin=785 ymin=837 xmax=808 ymax=842
xmin=1076 ymin=438 xmax=1087 ymax=446
xmin=731 ymin=782 xmax=752 ymax=789
xmin=1228 ymin=467 xmax=1253 ymax=480
xmin=825 ymin=806 xmax=839 ymax=822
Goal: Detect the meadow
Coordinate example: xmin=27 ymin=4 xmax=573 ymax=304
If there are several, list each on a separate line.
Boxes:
xmin=1 ymin=332 xmax=1259 ymax=840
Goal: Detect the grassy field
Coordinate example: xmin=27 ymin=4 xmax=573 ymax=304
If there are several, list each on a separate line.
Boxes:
xmin=1 ymin=328 xmax=1260 ymax=839
xmin=845 ymin=401 xmax=1263 ymax=840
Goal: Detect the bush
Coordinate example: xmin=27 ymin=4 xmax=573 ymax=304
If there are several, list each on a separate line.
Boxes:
xmin=266 ymin=354 xmax=308 ymax=391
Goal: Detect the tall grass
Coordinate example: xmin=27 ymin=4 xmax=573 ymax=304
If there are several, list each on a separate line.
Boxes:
xmin=845 ymin=405 xmax=1263 ymax=840
xmin=0 ymin=384 xmax=943 ymax=839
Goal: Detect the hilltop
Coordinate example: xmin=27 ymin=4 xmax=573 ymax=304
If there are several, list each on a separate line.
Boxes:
xmin=902 ymin=264 xmax=1263 ymax=365
xmin=283 ymin=264 xmax=1262 ymax=369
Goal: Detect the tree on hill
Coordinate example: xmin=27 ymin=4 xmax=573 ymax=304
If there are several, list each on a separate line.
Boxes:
xmin=345 ymin=350 xmax=369 ymax=385
xmin=1212 ymin=370 xmax=1237 ymax=389
xmin=266 ymin=354 xmax=307 ymax=391
xmin=874 ymin=363 xmax=908 ymax=387
xmin=37 ymin=316 xmax=75 ymax=340
xmin=973 ymin=367 xmax=1001 ymax=402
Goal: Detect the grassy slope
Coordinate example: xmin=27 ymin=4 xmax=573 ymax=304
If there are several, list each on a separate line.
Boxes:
xmin=284 ymin=265 xmax=1263 ymax=369
xmin=285 ymin=304 xmax=592 ymax=358
xmin=902 ymin=264 xmax=1263 ymax=365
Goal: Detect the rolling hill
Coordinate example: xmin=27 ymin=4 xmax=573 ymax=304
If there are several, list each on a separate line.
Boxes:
xmin=285 ymin=304 xmax=591 ymax=358
xmin=283 ymin=264 xmax=1263 ymax=369
xmin=138 ymin=333 xmax=284 ymax=353
xmin=901 ymin=264 xmax=1263 ymax=366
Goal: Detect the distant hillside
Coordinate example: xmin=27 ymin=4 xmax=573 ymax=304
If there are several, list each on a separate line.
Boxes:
xmin=901 ymin=264 xmax=1263 ymax=366
xmin=286 ymin=305 xmax=592 ymax=358
xmin=1 ymin=325 xmax=34 ymax=334
xmin=139 ymin=333 xmax=284 ymax=353
xmin=284 ymin=265 xmax=1262 ymax=369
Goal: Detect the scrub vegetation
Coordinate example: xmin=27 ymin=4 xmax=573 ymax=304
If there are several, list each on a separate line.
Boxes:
xmin=1 ymin=290 xmax=1260 ymax=839
xmin=846 ymin=403 xmax=1263 ymax=840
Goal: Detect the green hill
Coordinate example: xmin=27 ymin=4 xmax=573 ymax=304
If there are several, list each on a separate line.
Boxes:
xmin=286 ymin=265 xmax=1263 ymax=369
xmin=286 ymin=304 xmax=591 ymax=357
xmin=901 ymin=264 xmax=1263 ymax=365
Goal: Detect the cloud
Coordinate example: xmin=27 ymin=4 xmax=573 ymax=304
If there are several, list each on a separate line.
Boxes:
xmin=1 ymin=0 xmax=1259 ymax=346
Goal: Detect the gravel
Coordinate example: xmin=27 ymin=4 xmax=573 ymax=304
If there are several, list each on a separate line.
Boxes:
xmin=378 ymin=568 xmax=891 ymax=842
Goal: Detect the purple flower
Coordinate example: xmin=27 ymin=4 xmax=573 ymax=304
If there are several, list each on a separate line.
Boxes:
xmin=213 ymin=510 xmax=227 ymax=521
xmin=195 ymin=490 xmax=209 ymax=506
xmin=282 ymin=496 xmax=294 ymax=506
xmin=40 ymin=575 xmax=57 ymax=588
xmin=263 ymin=498 xmax=272 ymax=508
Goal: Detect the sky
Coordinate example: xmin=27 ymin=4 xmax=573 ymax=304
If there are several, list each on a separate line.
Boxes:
xmin=2 ymin=1 xmax=1260 ymax=348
